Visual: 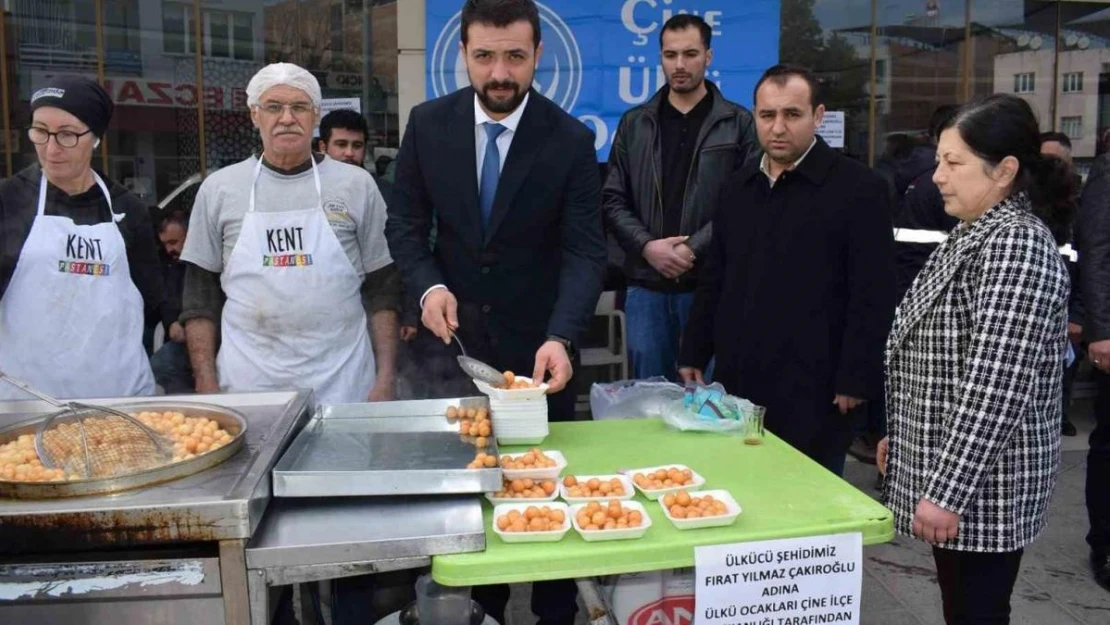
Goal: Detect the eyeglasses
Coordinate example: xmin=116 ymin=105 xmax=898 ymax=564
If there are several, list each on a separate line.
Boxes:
xmin=27 ymin=127 xmax=93 ymax=148
xmin=257 ymin=102 xmax=315 ymax=116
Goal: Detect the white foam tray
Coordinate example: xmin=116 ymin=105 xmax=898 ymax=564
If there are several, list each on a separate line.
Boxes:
xmin=499 ymin=450 xmax=567 ymax=480
xmin=559 ymin=474 xmax=635 ymax=503
xmin=658 ymin=489 xmax=742 ymax=530
xmin=569 ymin=501 xmax=652 ymax=542
xmin=492 ymin=502 xmax=572 ymax=543
xmin=626 ymin=464 xmax=707 ymax=501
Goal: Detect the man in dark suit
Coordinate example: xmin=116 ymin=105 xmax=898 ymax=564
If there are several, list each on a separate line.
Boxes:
xmin=386 ymin=1 xmax=606 ymax=622
xmin=679 ymin=64 xmax=895 ymax=476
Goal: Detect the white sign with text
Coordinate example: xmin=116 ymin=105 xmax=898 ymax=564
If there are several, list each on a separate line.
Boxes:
xmin=817 ymin=111 xmax=846 ymax=149
xmin=695 ymin=532 xmax=862 ymax=625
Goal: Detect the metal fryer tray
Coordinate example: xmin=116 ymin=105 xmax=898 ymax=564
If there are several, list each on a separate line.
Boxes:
xmin=0 ymin=401 xmax=247 ymax=499
xmin=272 ymin=397 xmax=502 ymax=497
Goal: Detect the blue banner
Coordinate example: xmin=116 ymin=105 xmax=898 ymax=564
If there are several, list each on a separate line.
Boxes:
xmin=426 ymin=0 xmax=781 ymax=160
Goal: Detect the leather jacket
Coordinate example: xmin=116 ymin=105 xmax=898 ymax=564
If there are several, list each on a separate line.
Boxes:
xmin=602 ymin=82 xmax=759 ymax=290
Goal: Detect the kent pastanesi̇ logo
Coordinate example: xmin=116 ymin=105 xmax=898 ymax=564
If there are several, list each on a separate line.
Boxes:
xmin=429 ymin=2 xmax=582 ymax=112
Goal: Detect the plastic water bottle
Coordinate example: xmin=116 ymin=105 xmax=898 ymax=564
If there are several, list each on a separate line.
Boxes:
xmin=414 ymin=574 xmax=472 ymax=625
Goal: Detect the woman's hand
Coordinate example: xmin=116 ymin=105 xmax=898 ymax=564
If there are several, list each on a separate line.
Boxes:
xmin=912 ymin=498 xmax=960 ymax=545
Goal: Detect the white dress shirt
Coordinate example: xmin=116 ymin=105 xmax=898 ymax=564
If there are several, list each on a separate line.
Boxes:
xmin=474 ymin=91 xmax=530 ymax=185
xmin=759 ymin=137 xmax=817 ymax=188
xmin=421 ymin=93 xmax=532 ymax=307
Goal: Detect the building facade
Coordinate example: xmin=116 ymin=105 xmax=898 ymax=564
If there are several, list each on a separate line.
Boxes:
xmin=2 ymin=0 xmax=1109 ymax=204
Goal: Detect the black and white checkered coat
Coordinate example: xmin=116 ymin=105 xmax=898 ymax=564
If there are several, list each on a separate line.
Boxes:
xmin=884 ymin=193 xmax=1068 ymax=553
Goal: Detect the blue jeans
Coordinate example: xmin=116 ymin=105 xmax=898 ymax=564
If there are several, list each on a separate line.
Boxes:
xmin=150 ymin=341 xmax=194 ymax=395
xmin=626 ymin=287 xmax=696 ymax=382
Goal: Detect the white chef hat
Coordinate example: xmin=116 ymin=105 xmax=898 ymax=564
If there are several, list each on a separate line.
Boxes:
xmin=245 ymin=63 xmax=322 ymax=109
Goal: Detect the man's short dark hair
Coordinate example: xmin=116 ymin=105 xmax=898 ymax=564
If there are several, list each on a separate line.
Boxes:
xmin=319 ymin=109 xmax=369 ymax=145
xmin=753 ymin=64 xmax=822 ymax=109
xmin=158 ymin=210 xmax=188 ymax=234
xmin=659 ymin=14 xmax=711 ymax=49
xmin=1040 ymin=131 xmax=1072 ymax=151
xmin=460 ymin=0 xmax=541 ymax=49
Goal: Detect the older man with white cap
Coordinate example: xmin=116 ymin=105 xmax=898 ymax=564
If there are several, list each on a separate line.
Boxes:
xmin=180 ymin=63 xmax=400 ymax=404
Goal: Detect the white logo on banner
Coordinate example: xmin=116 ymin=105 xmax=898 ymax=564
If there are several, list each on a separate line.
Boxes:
xmin=429 ymin=2 xmax=582 ymax=111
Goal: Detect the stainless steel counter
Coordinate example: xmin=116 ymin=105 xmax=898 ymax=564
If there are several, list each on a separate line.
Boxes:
xmin=247 ymin=496 xmax=484 ymax=573
xmin=0 ymin=390 xmax=313 ymax=553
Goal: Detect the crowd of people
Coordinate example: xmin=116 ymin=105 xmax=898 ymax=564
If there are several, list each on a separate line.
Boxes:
xmin=1 ymin=0 xmax=1109 ymax=623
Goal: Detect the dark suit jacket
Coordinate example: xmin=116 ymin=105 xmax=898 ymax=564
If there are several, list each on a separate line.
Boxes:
xmin=386 ymin=88 xmax=606 ymax=373
xmin=680 ymin=137 xmax=896 ymax=455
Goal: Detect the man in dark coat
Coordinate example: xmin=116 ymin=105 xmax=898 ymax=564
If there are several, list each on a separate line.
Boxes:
xmin=679 ymin=65 xmax=895 ymax=475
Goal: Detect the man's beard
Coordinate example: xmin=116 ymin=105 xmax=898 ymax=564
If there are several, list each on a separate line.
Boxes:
xmin=668 ymin=72 xmax=704 ymax=94
xmin=476 ymin=79 xmax=527 ymax=114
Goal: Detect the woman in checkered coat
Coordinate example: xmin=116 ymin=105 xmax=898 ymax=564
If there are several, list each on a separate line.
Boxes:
xmin=879 ymin=94 xmax=1075 ymax=624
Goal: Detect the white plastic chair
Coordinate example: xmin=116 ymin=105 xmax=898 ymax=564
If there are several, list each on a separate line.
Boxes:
xmin=576 ymin=291 xmax=629 ymax=412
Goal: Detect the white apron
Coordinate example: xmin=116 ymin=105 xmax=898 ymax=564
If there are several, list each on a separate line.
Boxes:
xmin=0 ymin=171 xmax=154 ymax=399
xmin=217 ymin=157 xmax=374 ymax=405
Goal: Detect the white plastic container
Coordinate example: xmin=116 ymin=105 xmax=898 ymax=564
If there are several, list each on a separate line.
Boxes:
xmin=559 ymin=474 xmax=635 ymax=503
xmin=657 ymin=489 xmax=742 ymax=530
xmin=569 ymin=501 xmax=652 ymax=542
xmin=491 ymin=502 xmax=572 ymax=543
xmin=485 ymin=478 xmax=560 ymax=504
xmin=499 ymin=450 xmax=567 ymax=481
xmin=626 ymin=464 xmax=707 ymax=501
xmin=475 ymin=377 xmax=549 ymax=401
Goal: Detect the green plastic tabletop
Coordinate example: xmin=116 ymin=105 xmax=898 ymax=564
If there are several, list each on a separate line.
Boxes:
xmin=431 ymin=419 xmax=893 ymax=586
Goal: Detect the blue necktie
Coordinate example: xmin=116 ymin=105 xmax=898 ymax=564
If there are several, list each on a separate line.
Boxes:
xmin=479 ymin=123 xmax=507 ymax=228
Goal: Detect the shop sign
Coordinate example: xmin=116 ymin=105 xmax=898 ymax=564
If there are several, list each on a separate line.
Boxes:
xmin=694 ymin=532 xmax=862 ymax=625
xmin=326 ymin=72 xmax=363 ymax=90
xmin=30 ymin=73 xmax=248 ymax=110
xmin=427 ymin=0 xmax=780 ymax=159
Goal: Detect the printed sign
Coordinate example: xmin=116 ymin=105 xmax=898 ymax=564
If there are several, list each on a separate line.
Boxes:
xmin=427 ymin=0 xmax=781 ymax=159
xmin=694 ymin=532 xmax=863 ymax=625
xmin=817 ymin=111 xmax=846 ymax=149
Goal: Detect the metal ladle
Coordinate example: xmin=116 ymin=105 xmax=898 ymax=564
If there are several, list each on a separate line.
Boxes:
xmin=451 ymin=334 xmax=505 ymax=386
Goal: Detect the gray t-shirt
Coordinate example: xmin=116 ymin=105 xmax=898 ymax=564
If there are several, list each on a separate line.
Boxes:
xmin=181 ymin=155 xmax=391 ymax=276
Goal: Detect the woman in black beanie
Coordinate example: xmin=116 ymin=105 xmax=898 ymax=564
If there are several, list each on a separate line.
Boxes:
xmin=0 ymin=76 xmax=172 ymax=399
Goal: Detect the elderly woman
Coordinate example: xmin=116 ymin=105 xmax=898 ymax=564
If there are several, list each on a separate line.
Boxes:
xmin=0 ymin=76 xmax=170 ymax=399
xmin=879 ymin=94 xmax=1073 ymax=624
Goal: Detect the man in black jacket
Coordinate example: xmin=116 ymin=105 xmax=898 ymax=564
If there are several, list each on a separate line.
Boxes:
xmin=1079 ymin=149 xmax=1110 ymax=591
xmin=679 ymin=65 xmax=895 ymax=475
xmin=604 ymin=14 xmax=758 ymax=381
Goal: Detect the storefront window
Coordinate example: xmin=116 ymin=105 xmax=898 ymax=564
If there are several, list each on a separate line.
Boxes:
xmin=964 ymin=0 xmax=1058 ymax=147
xmin=779 ymin=0 xmax=873 ymax=162
xmin=1051 ymin=1 xmax=1110 ymax=164
xmin=2 ymin=1 xmax=399 ymax=203
xmin=197 ymin=0 xmax=398 ymax=177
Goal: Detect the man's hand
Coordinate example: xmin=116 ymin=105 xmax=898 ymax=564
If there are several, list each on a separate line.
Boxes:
xmin=643 ymin=236 xmax=694 ymax=279
xmin=678 ymin=367 xmax=704 ymax=385
xmin=533 ymin=341 xmax=573 ymax=394
xmin=400 ymin=326 xmax=418 ymax=342
xmin=912 ymin=498 xmax=960 ymax=545
xmin=833 ymin=394 xmax=865 ymax=415
xmin=1068 ymin=322 xmax=1083 ymax=345
xmin=421 ymin=288 xmax=458 ymax=344
xmin=368 ymin=378 xmax=395 ymax=402
xmin=1090 ymin=339 xmax=1110 ymax=373
xmin=877 ymin=436 xmax=889 ymax=476
xmin=168 ymin=321 xmax=186 ymax=344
